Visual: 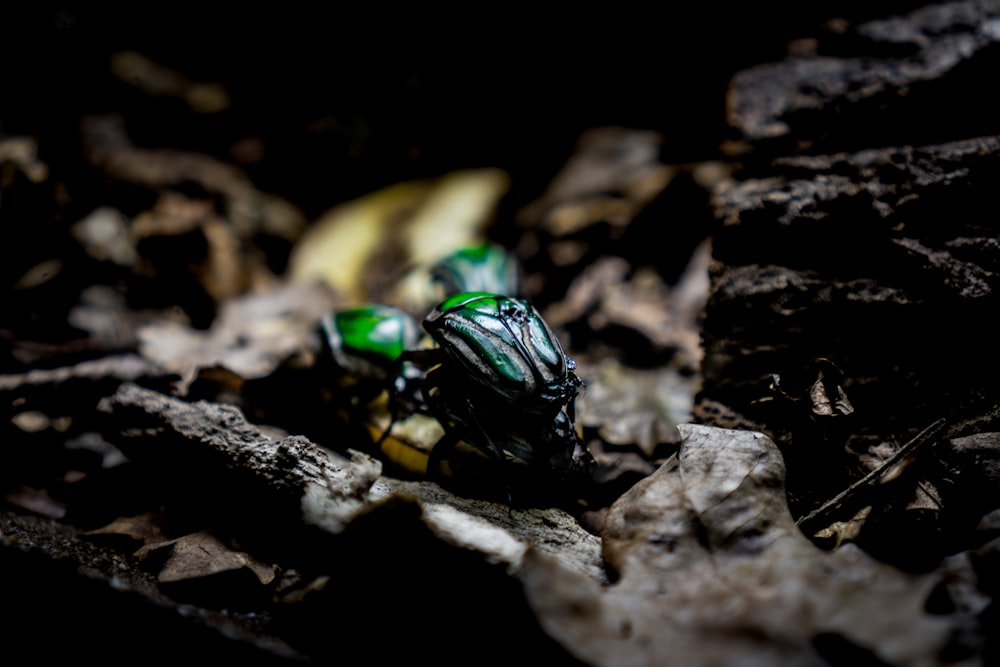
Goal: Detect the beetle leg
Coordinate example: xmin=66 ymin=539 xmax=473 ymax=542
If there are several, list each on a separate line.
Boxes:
xmin=372 ymin=411 xmax=397 ymax=450
xmin=395 ymin=347 xmax=442 ymax=368
xmin=390 ymin=347 xmax=444 ymax=415
xmin=425 ymin=431 xmax=459 ymax=481
xmin=372 ymin=350 xmax=442 ymax=453
xmin=423 ymin=370 xmax=507 ymax=480
xmin=566 ymin=395 xmax=577 ymax=425
xmin=459 ymin=395 xmax=508 ymax=462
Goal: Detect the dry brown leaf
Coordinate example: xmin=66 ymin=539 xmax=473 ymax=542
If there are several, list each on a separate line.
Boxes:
xmin=522 ymin=424 xmax=960 ymax=667
xmin=85 ymin=512 xmax=168 ymax=547
xmin=809 ymin=377 xmax=854 ymax=417
xmin=2 ymin=486 xmax=68 ymax=519
xmin=136 ymin=280 xmax=337 ymax=394
xmin=576 ymin=357 xmax=689 ymax=456
xmin=136 ymin=530 xmax=277 ymax=585
xmin=813 ymin=505 xmax=871 ymax=549
xmin=561 ymin=245 xmax=709 ymax=456
xmin=546 ymin=240 xmax=708 ymax=372
xmin=288 ymin=169 xmax=509 ymax=309
xmin=517 ymin=127 xmax=674 ymax=237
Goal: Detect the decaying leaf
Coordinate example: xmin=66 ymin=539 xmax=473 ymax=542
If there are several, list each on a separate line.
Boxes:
xmin=554 ymin=243 xmax=708 ymax=456
xmin=809 ymin=370 xmax=854 ymax=417
xmin=544 ymin=255 xmax=630 ymax=328
xmin=576 ymin=356 xmax=689 ymax=457
xmin=797 ymin=419 xmax=949 ymax=539
xmin=364 ymin=404 xmax=444 ymax=477
xmin=85 ymin=512 xmax=168 ymax=549
xmin=522 ymin=424 xmax=963 ymax=666
xmin=67 ymin=286 xmax=145 ymax=351
xmin=2 ymin=486 xmax=68 ymax=519
xmin=546 ymin=240 xmax=709 ymax=368
xmin=813 ymin=505 xmax=871 ymax=549
xmin=136 ymin=530 xmax=277 ymax=585
xmin=287 ymin=168 xmax=510 ymax=309
xmin=136 ymin=280 xmax=337 ymax=394
xmin=517 ymin=127 xmax=674 ymax=237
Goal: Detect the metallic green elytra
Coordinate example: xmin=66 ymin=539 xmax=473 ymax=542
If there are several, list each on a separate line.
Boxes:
xmin=430 ymin=242 xmax=521 ymax=299
xmin=321 ymin=304 xmax=421 ymax=380
xmin=423 ymin=291 xmax=580 ymax=409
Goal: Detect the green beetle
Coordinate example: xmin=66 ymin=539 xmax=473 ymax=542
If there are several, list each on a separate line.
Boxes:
xmin=319 ymin=247 xmax=592 ymax=497
xmin=320 ymin=304 xmax=422 ymax=381
xmin=322 ymin=243 xmax=522 ymax=391
xmin=319 ymin=303 xmax=431 ymax=457
xmin=413 ymin=291 xmax=591 ymax=488
xmin=429 ymin=242 xmax=522 ymax=300
xmin=422 ymin=291 xmax=580 ymax=411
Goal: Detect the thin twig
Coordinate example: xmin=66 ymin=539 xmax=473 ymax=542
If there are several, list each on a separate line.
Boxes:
xmin=796 ymin=418 xmax=948 ymax=534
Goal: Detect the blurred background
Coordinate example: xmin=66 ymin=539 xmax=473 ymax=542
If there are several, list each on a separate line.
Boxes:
xmin=1 ymin=4 xmax=930 ymax=210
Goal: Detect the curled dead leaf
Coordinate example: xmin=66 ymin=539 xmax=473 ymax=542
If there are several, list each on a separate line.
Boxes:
xmin=523 ymin=424 xmax=963 ymax=666
xmin=135 ymin=530 xmax=276 ymax=585
xmin=576 ymin=357 xmax=689 ymax=457
xmin=136 ymin=280 xmax=337 ymax=394
xmin=85 ymin=512 xmax=168 ymax=548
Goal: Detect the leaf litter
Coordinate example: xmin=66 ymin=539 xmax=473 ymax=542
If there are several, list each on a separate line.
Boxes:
xmin=522 ymin=425 xmax=975 ymax=667
xmin=4 ymin=27 xmax=1000 ymax=661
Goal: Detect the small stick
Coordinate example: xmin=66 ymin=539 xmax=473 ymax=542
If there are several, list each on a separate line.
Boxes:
xmin=796 ymin=418 xmax=948 ymax=535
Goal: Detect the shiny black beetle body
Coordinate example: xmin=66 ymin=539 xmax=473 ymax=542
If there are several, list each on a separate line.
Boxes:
xmin=415 ymin=292 xmax=590 ymax=486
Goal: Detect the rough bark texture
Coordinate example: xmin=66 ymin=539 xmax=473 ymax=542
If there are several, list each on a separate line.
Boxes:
xmin=696 ymin=0 xmax=1000 ymax=568
xmin=725 ymin=1 xmax=1000 ymax=158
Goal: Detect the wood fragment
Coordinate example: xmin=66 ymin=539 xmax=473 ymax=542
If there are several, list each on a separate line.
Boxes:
xmin=102 ymin=382 xmax=383 ymax=535
xmin=797 ymin=418 xmax=948 ymax=535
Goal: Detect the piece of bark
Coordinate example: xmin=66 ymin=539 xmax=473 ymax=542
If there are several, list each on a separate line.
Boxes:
xmin=101 ymin=382 xmax=381 ymax=537
xmin=700 ymin=133 xmax=1000 ymax=524
xmin=0 ymin=353 xmax=172 ymax=427
xmin=698 ymin=3 xmax=1000 ymax=571
xmin=100 ymin=383 xmax=603 ymax=578
xmin=96 ymin=383 xmax=602 ymax=663
xmin=726 ymin=1 xmax=1000 ymax=157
